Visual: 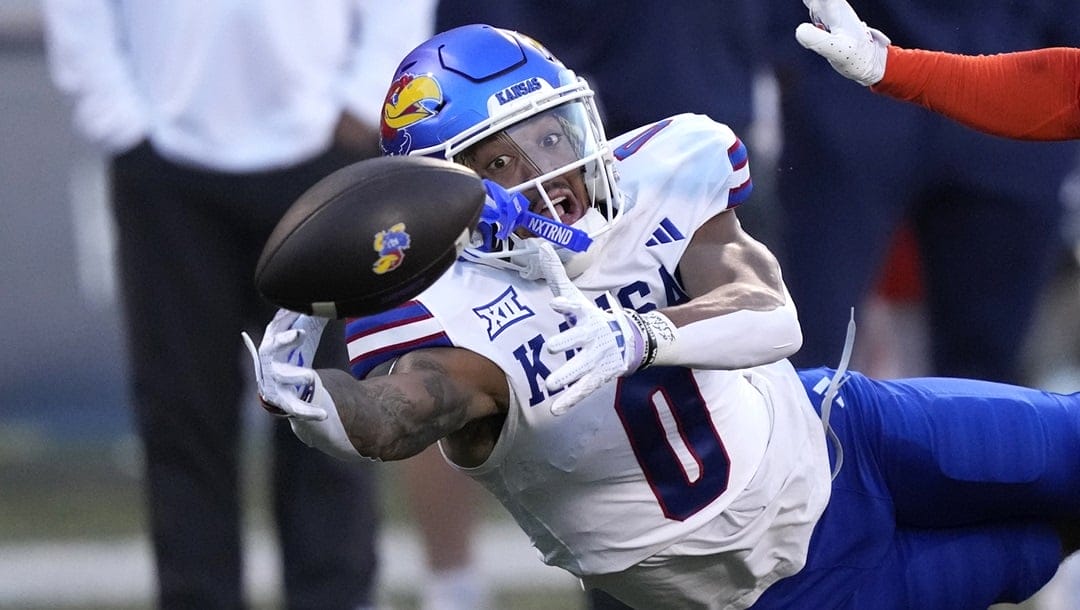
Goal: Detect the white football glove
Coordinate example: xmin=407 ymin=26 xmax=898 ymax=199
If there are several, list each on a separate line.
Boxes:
xmin=795 ymin=0 xmax=890 ymax=87
xmin=538 ymin=242 xmax=646 ymax=415
xmin=242 ymin=309 xmax=372 ymax=462
xmin=242 ymin=308 xmax=330 ymax=421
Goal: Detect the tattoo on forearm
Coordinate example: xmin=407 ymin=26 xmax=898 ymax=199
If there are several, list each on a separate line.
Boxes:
xmin=324 ymin=357 xmax=471 ymax=460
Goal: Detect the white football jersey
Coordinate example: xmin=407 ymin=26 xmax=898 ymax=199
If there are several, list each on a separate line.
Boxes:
xmin=346 ymin=114 xmax=832 ymax=608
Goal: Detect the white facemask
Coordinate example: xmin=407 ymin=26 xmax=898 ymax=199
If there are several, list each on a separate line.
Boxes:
xmin=511 ymin=207 xmax=610 ymax=280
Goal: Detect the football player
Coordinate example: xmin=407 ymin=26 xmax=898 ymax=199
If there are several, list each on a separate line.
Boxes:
xmin=796 ymin=0 xmax=1080 ymax=141
xmin=248 ymin=25 xmax=1080 ymax=609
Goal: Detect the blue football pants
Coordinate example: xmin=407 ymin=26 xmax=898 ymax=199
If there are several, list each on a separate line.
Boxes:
xmin=751 ymin=368 xmax=1080 ymax=609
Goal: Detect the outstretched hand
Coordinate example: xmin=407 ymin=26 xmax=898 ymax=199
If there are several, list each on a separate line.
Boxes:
xmin=538 ymin=242 xmax=644 ymax=415
xmin=795 ymin=0 xmax=890 ymax=87
xmin=241 ymin=308 xmax=330 ymax=421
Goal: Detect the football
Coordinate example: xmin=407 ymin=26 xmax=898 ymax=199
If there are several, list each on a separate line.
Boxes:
xmin=255 ymin=155 xmax=486 ymax=318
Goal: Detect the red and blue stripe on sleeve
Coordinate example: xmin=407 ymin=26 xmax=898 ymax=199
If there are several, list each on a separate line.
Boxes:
xmin=727 ymin=137 xmax=753 ymax=207
xmin=345 ymin=300 xmax=452 ymax=379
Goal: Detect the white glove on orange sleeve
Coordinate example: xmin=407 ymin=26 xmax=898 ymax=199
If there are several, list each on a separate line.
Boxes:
xmin=795 ymin=0 xmax=890 ymax=86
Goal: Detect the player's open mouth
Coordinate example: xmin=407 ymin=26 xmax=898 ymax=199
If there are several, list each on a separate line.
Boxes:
xmin=534 ymin=187 xmax=583 ymax=225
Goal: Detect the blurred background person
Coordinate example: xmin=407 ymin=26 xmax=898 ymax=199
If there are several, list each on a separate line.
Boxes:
xmin=767 ymin=0 xmax=1080 ymax=385
xmin=42 ymin=1 xmax=434 ymax=608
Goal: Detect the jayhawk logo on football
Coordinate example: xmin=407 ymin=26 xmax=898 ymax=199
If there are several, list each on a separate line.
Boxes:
xmin=380 ymin=74 xmax=443 ymax=156
xmin=372 ymin=223 xmax=411 ymax=274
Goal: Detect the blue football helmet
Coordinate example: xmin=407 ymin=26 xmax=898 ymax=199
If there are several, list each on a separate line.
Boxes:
xmin=379 ymin=24 xmax=623 ymax=277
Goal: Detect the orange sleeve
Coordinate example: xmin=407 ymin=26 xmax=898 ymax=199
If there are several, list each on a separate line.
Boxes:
xmin=871 ymin=46 xmax=1080 ymax=141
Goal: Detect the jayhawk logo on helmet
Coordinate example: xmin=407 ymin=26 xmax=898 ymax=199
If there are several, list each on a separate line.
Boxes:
xmin=372 ymin=223 xmax=411 ymax=274
xmin=380 ymin=74 xmax=443 ymax=156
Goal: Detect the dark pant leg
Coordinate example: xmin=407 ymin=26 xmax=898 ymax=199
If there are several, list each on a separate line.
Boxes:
xmin=114 ymin=143 xmax=381 ymax=609
xmin=272 ymin=422 xmax=379 ymax=609
xmin=112 ymin=142 xmax=250 ymax=609
xmin=586 ymin=588 xmax=635 ymax=610
xmin=913 ymin=186 xmax=1062 ymax=383
xmin=272 ymin=321 xmax=380 ymax=610
xmin=778 ymin=180 xmax=892 ymax=369
xmin=773 ymin=72 xmax=929 ymax=371
xmin=248 ymin=150 xmax=383 ymax=609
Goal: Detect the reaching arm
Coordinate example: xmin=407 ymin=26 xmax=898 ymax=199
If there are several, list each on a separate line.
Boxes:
xmin=795 ymin=0 xmax=1080 ymax=141
xmin=319 ymin=348 xmax=507 ymax=461
xmin=872 ymin=46 xmax=1080 ymax=141
xmin=244 ymin=310 xmax=507 ymax=462
xmin=649 ymin=209 xmax=802 ymax=369
xmin=665 ymin=209 xmax=790 ymax=324
xmin=540 ymin=210 xmax=801 ymax=414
